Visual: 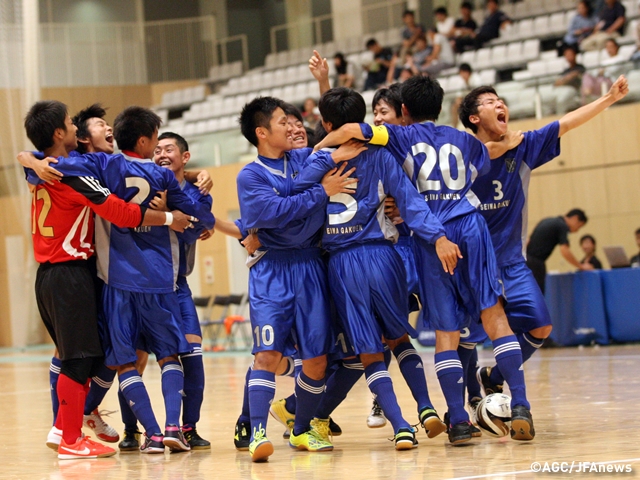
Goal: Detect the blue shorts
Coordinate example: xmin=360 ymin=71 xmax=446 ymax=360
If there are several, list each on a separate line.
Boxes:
xmin=415 ymin=212 xmax=501 ymax=332
xmin=177 ymin=276 xmax=202 ymax=337
xmin=460 ymin=318 xmax=488 ymax=344
xmin=249 ymin=248 xmax=332 ymax=360
xmin=395 ymin=235 xmax=421 ymax=313
xmin=501 ymin=262 xmax=552 ymax=334
xmin=328 ymin=241 xmax=417 ymax=355
xmin=101 ymin=285 xmax=190 ymax=367
xmin=327 ymin=297 xmax=357 ymax=362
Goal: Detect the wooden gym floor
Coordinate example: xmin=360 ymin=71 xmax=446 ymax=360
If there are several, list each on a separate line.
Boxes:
xmin=2 ymin=344 xmax=640 ymax=480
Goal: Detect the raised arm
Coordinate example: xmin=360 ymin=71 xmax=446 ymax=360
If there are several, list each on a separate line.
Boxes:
xmin=309 ymin=50 xmax=331 ymax=96
xmin=558 ymin=75 xmax=628 ymax=136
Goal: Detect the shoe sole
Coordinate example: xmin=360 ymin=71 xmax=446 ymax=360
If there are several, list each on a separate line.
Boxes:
xmin=510 ymin=418 xmax=535 ymax=441
xmin=58 ymin=450 xmax=117 ymax=460
xmin=471 ymin=429 xmax=483 ymax=438
xmin=140 ymin=447 xmax=165 ymax=454
xmin=46 ymin=441 xmax=60 ymax=451
xmin=367 ymin=421 xmax=387 ymax=428
xmin=269 ymin=404 xmax=295 ymax=429
xmin=289 ymin=443 xmax=334 ymax=452
xmin=189 ymin=444 xmax=211 ymax=450
xmin=449 ymin=434 xmax=473 ymax=445
xmin=96 ymin=435 xmax=120 ymax=443
xmin=251 ymin=441 xmax=274 ymax=462
xmin=423 ymin=417 xmax=447 ymax=439
xmin=395 ymin=440 xmax=417 ymax=451
xmin=163 ymin=438 xmax=191 ymax=452
xmin=330 ymin=431 xmax=342 ymax=437
xmin=235 ymin=445 xmax=249 ymax=451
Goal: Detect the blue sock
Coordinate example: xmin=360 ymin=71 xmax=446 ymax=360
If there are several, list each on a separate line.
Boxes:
xmin=490 ymin=332 xmax=544 ymax=385
xmin=50 ymin=357 xmax=62 ymax=425
xmin=434 ymin=350 xmax=468 ymax=425
xmin=457 ymin=342 xmax=476 ymax=404
xmin=467 ymin=345 xmax=482 ymax=401
xmin=284 ymin=393 xmax=297 ymax=414
xmin=239 ymin=364 xmax=252 ymax=423
xmin=84 ymin=362 xmax=116 ymax=415
xmin=180 ymin=343 xmax=205 ymax=429
xmin=161 ymin=361 xmax=184 ymax=427
xmin=492 ymin=335 xmax=530 ymax=409
xmin=118 ymin=388 xmax=139 ymax=432
xmin=119 ymin=370 xmax=161 ymax=435
xmin=365 ymin=361 xmax=410 ymax=433
xmin=293 ymin=371 xmax=325 ymax=436
xmin=383 ymin=346 xmax=392 ymax=369
xmin=248 ymin=369 xmax=276 ymax=441
xmin=315 ymin=358 xmax=364 ymax=419
xmin=393 ymin=342 xmax=433 ymax=411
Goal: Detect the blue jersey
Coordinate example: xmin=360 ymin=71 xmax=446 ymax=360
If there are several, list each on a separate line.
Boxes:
xmin=49 ymin=152 xmax=215 ymax=293
xmin=177 ymin=180 xmax=213 ymax=277
xmin=361 ymin=122 xmax=490 ymax=223
xmin=236 ymin=148 xmax=327 ymax=250
xmin=473 ymin=121 xmax=560 ymax=267
xmin=293 ymin=147 xmax=445 ymax=251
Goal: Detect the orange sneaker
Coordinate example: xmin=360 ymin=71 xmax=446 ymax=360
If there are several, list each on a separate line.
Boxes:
xmin=58 ymin=435 xmax=117 ymax=460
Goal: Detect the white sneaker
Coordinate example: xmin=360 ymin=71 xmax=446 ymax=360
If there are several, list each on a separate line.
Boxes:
xmin=367 ymin=399 xmax=387 ymax=428
xmin=47 ymin=425 xmax=63 ymax=450
xmin=83 ymin=409 xmax=120 ymax=443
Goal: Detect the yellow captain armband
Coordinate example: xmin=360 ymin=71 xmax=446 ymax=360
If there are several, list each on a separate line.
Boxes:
xmin=368 ymin=124 xmax=389 ymax=146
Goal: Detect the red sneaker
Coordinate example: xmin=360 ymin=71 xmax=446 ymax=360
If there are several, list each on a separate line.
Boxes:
xmin=58 ymin=436 xmax=117 ymax=460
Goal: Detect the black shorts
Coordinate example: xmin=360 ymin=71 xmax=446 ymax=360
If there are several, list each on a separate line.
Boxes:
xmin=35 ymin=259 xmax=104 ymax=360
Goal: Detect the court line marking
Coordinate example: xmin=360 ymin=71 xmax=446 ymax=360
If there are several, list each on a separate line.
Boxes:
xmin=448 ymin=457 xmax=640 ymax=479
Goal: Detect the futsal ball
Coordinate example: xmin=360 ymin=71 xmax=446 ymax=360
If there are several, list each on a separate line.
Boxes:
xmin=476 ymin=393 xmax=512 ymax=437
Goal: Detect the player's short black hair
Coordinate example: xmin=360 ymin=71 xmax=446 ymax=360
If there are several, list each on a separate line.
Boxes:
xmin=563 ymin=44 xmax=578 ymax=55
xmin=434 ymin=7 xmax=448 ymax=15
xmin=158 ymin=131 xmax=189 ymax=153
xmin=282 ymin=102 xmax=303 ymax=123
xmin=113 ymin=106 xmax=162 ymax=152
xmin=318 ymin=87 xmax=366 ymax=130
xmin=24 ymin=100 xmax=68 ymax=152
xmin=372 ymin=86 xmax=402 ymax=118
xmin=578 ymin=0 xmax=593 ymax=17
xmin=580 ymin=234 xmax=596 ymax=245
xmin=459 ymin=85 xmax=497 ymax=133
xmin=365 ymin=38 xmax=378 ymax=48
xmin=461 ymin=2 xmax=474 ymax=10
xmin=72 ymin=103 xmax=107 ymax=154
xmin=400 ymin=75 xmax=443 ymax=122
xmin=567 ymin=209 xmax=588 ymax=223
xmin=459 ymin=63 xmax=473 ymax=73
xmin=402 ymin=9 xmax=415 ymax=17
xmin=239 ymin=96 xmax=286 ymax=147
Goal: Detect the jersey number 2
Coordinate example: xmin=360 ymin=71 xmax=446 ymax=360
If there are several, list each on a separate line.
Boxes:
xmin=125 ymin=177 xmax=151 ymax=204
xmin=32 ymin=189 xmax=54 ymax=237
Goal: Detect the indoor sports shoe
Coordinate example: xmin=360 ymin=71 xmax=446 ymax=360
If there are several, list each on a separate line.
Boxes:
xmin=510 ymin=405 xmax=535 ymax=441
xmin=289 ymin=425 xmax=333 ymax=452
xmin=163 ymin=425 xmax=191 ymax=452
xmin=83 ymin=409 xmax=120 ymax=443
xmin=58 ymin=435 xmax=117 ymax=460
xmin=418 ymin=407 xmax=447 ymax=438
xmin=470 ymin=424 xmax=482 ymax=438
xmin=394 ymin=427 xmax=418 ymax=450
xmin=476 ymin=367 xmax=503 ymax=396
xmin=329 ymin=417 xmax=342 ymax=436
xmin=309 ymin=418 xmax=332 ymax=443
xmin=234 ymin=419 xmax=251 ymax=450
xmin=119 ymin=430 xmax=141 ymax=452
xmin=269 ymin=398 xmax=295 ymax=433
xmin=468 ymin=396 xmax=482 ymax=424
xmin=282 ymin=427 xmax=290 ymax=439
xmin=183 ymin=427 xmax=210 ymax=450
xmin=367 ymin=399 xmax=387 ymax=428
xmin=448 ymin=421 xmax=473 ymax=445
xmin=140 ymin=433 xmax=165 ymax=454
xmin=47 ymin=426 xmax=63 ymax=450
xmin=249 ymin=427 xmax=273 ymax=462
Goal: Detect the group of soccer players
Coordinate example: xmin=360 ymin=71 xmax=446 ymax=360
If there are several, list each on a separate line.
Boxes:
xmin=21 ymin=47 xmax=628 ymax=463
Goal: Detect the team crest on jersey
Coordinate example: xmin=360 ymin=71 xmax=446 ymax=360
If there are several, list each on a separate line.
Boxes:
xmin=505 ymin=158 xmax=516 ymax=173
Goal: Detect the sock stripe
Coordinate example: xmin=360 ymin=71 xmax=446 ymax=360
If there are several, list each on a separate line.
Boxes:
xmin=366 ymin=370 xmax=390 ymax=386
xmin=91 ymin=376 xmax=113 ymax=389
xmin=248 ymin=379 xmax=276 ymax=389
xmin=434 ymin=360 xmax=463 ymax=372
xmin=493 ymin=342 xmax=521 ymax=357
xmin=161 ymin=364 xmax=184 ymax=375
xmin=294 ymin=359 xmax=303 ymax=367
xmin=50 ymin=364 xmax=61 ymax=374
xmin=296 ymin=376 xmax=325 ymax=394
xmin=396 ymin=348 xmax=418 ymax=364
xmin=343 ymin=362 xmax=364 ymax=370
xmin=458 ymin=342 xmax=476 ymax=350
xmin=120 ymin=376 xmax=143 ymax=391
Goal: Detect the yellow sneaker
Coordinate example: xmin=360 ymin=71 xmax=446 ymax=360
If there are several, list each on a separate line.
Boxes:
xmin=289 ymin=422 xmax=333 ymax=452
xmin=269 ymin=398 xmax=295 ymax=433
xmin=249 ymin=425 xmax=274 ymax=462
xmin=310 ymin=418 xmax=332 ymax=442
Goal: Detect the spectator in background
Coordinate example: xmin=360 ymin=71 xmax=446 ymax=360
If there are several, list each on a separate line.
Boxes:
xmin=526 ymin=209 xmax=592 ymax=293
xmin=302 ymin=97 xmax=320 ymax=129
xmin=412 ymin=28 xmax=456 ymax=77
xmin=580 ymin=0 xmax=626 ymax=51
xmin=581 ymin=38 xmax=625 ymax=101
xmin=579 ymin=234 xmax=603 ymax=269
xmin=449 ymin=63 xmax=482 ymax=127
xmin=455 ymin=0 xmax=511 ymax=52
xmin=630 ymin=228 xmax=640 ymax=267
xmin=550 ymin=45 xmax=585 ymax=114
xmin=363 ymin=38 xmax=393 ymax=90
xmin=400 ymin=10 xmax=425 ymax=56
xmin=434 ymin=7 xmax=455 ymax=37
xmin=631 ymin=2 xmax=640 ymax=67
xmin=333 ymin=52 xmax=355 ymax=88
xmin=451 ymin=2 xmax=478 ymax=52
xmin=563 ymin=1 xmax=598 ymax=47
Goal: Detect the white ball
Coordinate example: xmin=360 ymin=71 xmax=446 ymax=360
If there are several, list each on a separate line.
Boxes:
xmin=476 ymin=393 xmax=512 ymax=437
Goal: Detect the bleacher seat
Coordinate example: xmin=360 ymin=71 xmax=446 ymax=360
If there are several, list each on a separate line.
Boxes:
xmin=517 ymin=19 xmax=534 ymax=40
xmin=522 ymin=39 xmax=540 ymax=60
xmin=506 ymin=41 xmax=523 ymax=63
xmin=479 ymin=69 xmax=497 ymax=85
xmin=534 ymin=15 xmax=550 ymax=37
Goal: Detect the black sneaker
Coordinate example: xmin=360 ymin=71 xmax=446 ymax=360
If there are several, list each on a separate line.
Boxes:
xmin=329 ymin=417 xmax=342 ymax=436
xmin=119 ymin=430 xmax=141 ymax=452
xmin=510 ymin=405 xmax=535 ymax=441
xmin=234 ymin=419 xmax=251 ymax=451
xmin=418 ymin=407 xmax=447 ymax=438
xmin=183 ymin=428 xmax=211 ymax=450
xmin=444 ymin=412 xmax=473 ymax=445
xmin=163 ymin=425 xmax=191 ymax=452
xmin=394 ymin=427 xmax=418 ymax=450
xmin=470 ymin=423 xmax=482 ymax=438
xmin=140 ymin=433 xmax=165 ymax=454
xmin=476 ymin=367 xmax=503 ymax=396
